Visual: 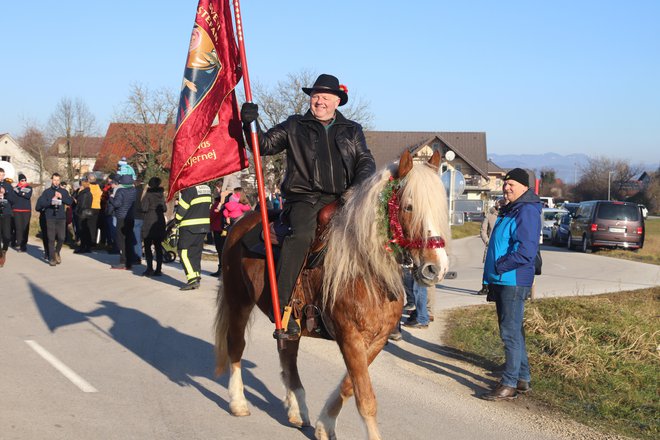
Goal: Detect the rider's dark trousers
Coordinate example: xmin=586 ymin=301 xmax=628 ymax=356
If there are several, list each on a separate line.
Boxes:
xmin=276 ymin=194 xmax=336 ymax=316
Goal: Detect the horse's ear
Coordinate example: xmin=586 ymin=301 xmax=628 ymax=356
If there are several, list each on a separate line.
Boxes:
xmin=397 ymin=150 xmax=413 ymax=179
xmin=428 ymin=150 xmax=441 ymax=170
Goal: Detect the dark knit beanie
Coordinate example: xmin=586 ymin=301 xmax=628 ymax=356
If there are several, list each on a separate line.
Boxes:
xmin=504 ymin=168 xmax=529 ymax=187
xmin=18 ymin=173 xmax=27 ymax=181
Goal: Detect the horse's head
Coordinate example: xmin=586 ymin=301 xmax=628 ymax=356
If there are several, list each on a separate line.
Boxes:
xmin=389 ymin=150 xmax=450 ymax=286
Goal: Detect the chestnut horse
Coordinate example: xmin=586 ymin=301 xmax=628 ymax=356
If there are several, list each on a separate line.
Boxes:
xmin=214 ymin=150 xmax=450 ymax=439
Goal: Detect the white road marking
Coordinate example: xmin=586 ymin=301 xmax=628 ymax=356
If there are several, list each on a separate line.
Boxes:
xmin=25 ymin=340 xmax=98 ymax=393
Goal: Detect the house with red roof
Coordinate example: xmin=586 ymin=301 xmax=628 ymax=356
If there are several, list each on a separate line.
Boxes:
xmin=94 ymin=123 xmax=175 ymax=176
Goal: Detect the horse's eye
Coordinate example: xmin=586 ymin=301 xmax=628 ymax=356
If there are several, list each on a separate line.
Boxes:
xmin=404 ymin=204 xmax=413 ymax=212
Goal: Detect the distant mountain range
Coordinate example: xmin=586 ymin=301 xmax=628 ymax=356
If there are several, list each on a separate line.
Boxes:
xmin=488 ymin=153 xmax=590 ymax=184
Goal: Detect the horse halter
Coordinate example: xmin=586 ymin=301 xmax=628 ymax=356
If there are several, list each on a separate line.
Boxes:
xmin=386 ymin=185 xmax=446 ymax=252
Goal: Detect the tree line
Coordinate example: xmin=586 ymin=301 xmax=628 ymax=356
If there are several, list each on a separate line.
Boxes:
xmin=537 ymin=157 xmax=658 ymax=212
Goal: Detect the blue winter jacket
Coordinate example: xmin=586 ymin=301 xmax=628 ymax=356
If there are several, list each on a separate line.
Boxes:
xmin=483 ymin=190 xmax=542 ymax=287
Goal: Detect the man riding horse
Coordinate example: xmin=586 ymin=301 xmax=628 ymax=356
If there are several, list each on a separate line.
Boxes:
xmin=240 ymin=73 xmax=376 ymax=339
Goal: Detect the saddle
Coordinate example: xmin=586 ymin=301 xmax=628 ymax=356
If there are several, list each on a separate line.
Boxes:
xmin=243 ymin=200 xmax=338 ymax=269
xmin=240 ymin=201 xmax=339 ymax=340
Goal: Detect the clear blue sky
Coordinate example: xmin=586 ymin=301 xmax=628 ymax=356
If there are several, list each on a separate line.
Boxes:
xmin=2 ymin=0 xmax=658 ymax=166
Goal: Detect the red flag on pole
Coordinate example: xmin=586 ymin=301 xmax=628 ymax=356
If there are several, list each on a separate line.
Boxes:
xmin=168 ymin=0 xmax=248 ymax=199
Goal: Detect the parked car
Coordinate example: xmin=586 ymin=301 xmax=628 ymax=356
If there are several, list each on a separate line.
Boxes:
xmin=541 ymin=208 xmax=568 ymax=241
xmin=567 ymin=200 xmax=645 ymax=252
xmin=463 ymin=211 xmax=485 ymax=222
xmin=557 ymin=202 xmax=579 ymax=216
xmin=550 ymin=211 xmax=572 ymax=246
xmin=540 ymin=196 xmax=555 ymax=208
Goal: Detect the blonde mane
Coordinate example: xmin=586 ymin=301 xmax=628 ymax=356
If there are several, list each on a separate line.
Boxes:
xmin=322 ymin=160 xmax=450 ymax=310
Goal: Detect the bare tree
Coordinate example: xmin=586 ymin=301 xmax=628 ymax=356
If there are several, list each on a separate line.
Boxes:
xmin=573 ymin=156 xmax=642 ymax=201
xmin=113 ymin=83 xmax=177 ymax=181
xmin=47 ymin=98 xmax=97 ymax=182
xmin=242 ymin=69 xmax=374 ymax=192
xmin=18 ymin=123 xmax=50 ymax=187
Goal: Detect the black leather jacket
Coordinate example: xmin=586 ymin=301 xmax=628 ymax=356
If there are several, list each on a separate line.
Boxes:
xmin=246 ymin=110 xmax=376 ymax=203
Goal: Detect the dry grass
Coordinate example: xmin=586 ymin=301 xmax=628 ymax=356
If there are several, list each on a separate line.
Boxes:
xmin=450 ymin=221 xmax=481 ymax=239
xmin=444 ymin=287 xmax=660 ymax=439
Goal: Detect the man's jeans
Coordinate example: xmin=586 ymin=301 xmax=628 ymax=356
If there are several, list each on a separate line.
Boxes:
xmin=403 ymin=268 xmax=430 ymax=325
xmin=491 ymin=284 xmax=531 ymax=387
xmin=133 ymin=218 xmax=143 ymax=260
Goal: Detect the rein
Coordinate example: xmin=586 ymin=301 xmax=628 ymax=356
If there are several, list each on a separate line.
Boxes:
xmin=384 ymin=178 xmax=446 ymax=252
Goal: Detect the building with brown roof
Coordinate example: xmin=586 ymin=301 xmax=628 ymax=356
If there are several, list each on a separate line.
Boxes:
xmin=366 ymin=131 xmax=491 ymax=206
xmin=94 ymin=123 xmax=175 ymax=175
xmin=49 ymin=136 xmax=104 ymax=179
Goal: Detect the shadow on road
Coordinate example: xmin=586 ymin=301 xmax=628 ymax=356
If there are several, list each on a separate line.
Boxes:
xmin=27 ymin=280 xmax=304 ymax=431
xmin=384 ymin=329 xmax=500 ymax=397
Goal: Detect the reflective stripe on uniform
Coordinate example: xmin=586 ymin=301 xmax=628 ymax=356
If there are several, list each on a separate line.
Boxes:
xmin=180 ymin=249 xmax=196 ymax=281
xmin=178 ymin=197 xmax=190 ymax=210
xmin=179 ymin=218 xmax=210 ymax=228
xmin=189 ymin=196 xmax=212 ymax=205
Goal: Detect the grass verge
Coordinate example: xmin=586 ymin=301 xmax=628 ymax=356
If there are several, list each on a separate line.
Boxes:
xmin=444 ymin=287 xmax=660 ymax=439
xmin=596 ymin=218 xmax=660 ymax=265
xmin=451 ymin=221 xmax=481 ymax=239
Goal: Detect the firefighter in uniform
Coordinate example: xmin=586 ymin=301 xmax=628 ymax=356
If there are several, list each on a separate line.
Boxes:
xmin=176 ymin=184 xmax=212 ymax=291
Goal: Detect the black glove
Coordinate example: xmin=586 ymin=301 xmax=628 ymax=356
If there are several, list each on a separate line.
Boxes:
xmin=240 ymin=102 xmax=259 ymax=124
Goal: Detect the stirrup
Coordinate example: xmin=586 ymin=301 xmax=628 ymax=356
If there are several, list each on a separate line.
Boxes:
xmin=273 ymin=306 xmax=301 ymax=340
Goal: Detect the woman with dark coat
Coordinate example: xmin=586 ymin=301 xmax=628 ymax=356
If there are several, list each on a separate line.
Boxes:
xmin=140 ymin=177 xmax=167 ymax=276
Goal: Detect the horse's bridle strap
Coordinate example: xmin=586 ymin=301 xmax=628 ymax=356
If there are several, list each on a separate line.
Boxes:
xmin=387 ymin=189 xmax=446 ymax=250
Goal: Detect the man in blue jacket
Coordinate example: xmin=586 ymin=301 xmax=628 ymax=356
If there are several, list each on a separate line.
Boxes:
xmin=482 ymin=168 xmax=541 ymax=401
xmin=107 ymin=174 xmax=136 ymax=270
xmin=36 ymin=173 xmax=73 ymax=266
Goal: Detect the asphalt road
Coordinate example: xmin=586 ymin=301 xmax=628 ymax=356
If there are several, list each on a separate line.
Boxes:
xmin=2 ymin=237 xmax=657 ymax=439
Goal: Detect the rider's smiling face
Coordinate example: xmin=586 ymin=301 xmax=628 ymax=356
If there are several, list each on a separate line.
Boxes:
xmin=309 ymin=92 xmax=340 ymax=121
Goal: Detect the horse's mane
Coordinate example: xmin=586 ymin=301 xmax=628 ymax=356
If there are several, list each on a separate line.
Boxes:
xmin=322 ymin=160 xmax=450 ymax=310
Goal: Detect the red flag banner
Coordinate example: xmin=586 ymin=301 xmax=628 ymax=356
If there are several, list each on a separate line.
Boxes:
xmin=168 ymin=0 xmax=248 ymax=199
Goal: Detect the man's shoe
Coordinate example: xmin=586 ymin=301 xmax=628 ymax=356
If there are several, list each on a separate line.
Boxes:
xmin=209 ymin=269 xmax=221 ymax=277
xmin=482 ymin=384 xmax=518 ymax=401
xmin=142 ymin=268 xmax=154 ymax=277
xmin=55 ymin=252 xmax=61 ymax=264
xmin=152 ymin=270 xmax=163 ymax=277
xmin=402 ymin=320 xmax=429 ymax=329
xmin=180 ymin=279 xmax=200 ymax=291
xmin=403 ymin=302 xmax=416 ymax=312
xmin=49 ymin=260 xmax=57 ymax=267
xmin=516 ymin=380 xmax=531 ymax=394
xmin=388 ymin=329 xmax=403 ymax=341
xmin=491 ymin=380 xmax=531 ymax=394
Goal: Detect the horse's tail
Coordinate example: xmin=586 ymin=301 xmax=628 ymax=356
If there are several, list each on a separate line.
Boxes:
xmin=214 ymin=283 xmax=231 ymax=376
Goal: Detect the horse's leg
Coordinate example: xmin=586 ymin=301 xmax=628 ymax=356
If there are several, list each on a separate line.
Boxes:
xmin=226 ymin=303 xmax=254 ymax=416
xmin=279 ymin=339 xmax=311 ymax=427
xmin=316 ymin=332 xmax=389 ymax=440
xmin=315 ymin=373 xmax=354 ymax=440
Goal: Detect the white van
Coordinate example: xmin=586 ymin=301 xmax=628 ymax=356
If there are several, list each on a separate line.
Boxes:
xmin=539 ymin=196 xmax=555 ymax=208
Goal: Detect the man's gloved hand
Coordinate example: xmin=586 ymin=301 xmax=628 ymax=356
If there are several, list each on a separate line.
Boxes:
xmin=240 ymin=103 xmax=259 ymax=124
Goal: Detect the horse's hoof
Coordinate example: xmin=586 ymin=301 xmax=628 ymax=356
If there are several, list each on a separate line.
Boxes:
xmin=288 ymin=415 xmax=308 ymax=428
xmin=229 ymin=401 xmax=251 ymax=417
xmin=314 ymin=424 xmax=336 ymax=440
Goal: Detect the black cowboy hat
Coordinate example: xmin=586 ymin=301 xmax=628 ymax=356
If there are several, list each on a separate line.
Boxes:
xmin=302 ymin=74 xmax=348 ymax=106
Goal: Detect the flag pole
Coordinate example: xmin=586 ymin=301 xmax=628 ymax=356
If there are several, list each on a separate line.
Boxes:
xmin=231 ymin=0 xmax=285 ymax=342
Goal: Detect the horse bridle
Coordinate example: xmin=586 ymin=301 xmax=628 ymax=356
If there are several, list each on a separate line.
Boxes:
xmin=386 ymin=186 xmax=446 ymax=260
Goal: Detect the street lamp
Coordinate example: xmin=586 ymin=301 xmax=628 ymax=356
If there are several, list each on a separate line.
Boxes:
xmin=608 ymin=171 xmax=614 ymax=201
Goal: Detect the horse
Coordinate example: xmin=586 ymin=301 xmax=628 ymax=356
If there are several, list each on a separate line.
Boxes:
xmin=214 ymin=150 xmax=450 ymax=440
